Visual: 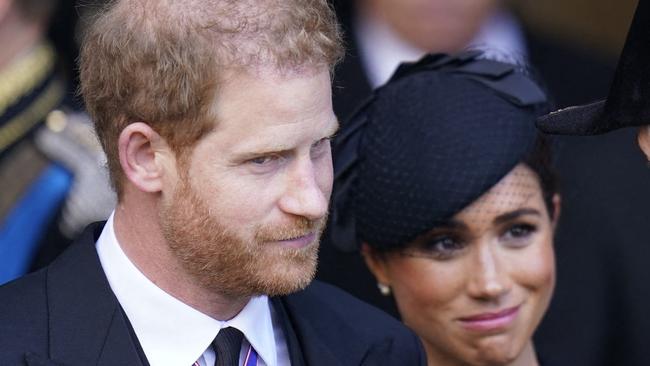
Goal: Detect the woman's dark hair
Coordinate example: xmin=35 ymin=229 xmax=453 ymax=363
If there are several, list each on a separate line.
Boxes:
xmin=522 ymin=133 xmax=559 ymax=219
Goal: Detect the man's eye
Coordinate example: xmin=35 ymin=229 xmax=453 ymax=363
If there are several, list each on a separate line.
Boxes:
xmin=248 ymin=155 xmax=281 ymax=168
xmin=311 ymin=137 xmax=331 ymax=156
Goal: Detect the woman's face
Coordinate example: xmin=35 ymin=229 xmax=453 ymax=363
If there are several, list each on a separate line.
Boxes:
xmin=364 ymin=164 xmax=558 ymax=365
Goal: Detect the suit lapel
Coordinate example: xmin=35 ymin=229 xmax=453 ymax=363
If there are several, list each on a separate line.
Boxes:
xmin=270 ymin=297 xmax=308 ymax=366
xmin=43 ymin=222 xmax=144 ymax=366
xmin=96 ymin=309 xmax=147 ymax=366
xmin=272 ymin=294 xmax=371 ymax=366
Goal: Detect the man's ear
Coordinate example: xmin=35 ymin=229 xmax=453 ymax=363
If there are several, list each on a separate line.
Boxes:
xmin=118 ymin=122 xmax=174 ymax=194
xmin=361 ymin=242 xmax=391 ymax=286
xmin=637 ymin=126 xmax=650 ymax=160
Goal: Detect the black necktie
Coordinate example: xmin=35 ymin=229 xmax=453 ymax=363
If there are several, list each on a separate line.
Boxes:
xmin=213 ymin=327 xmax=244 ymax=366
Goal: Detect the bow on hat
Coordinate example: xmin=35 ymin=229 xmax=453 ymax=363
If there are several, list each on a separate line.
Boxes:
xmin=329 ymin=51 xmax=548 ymax=252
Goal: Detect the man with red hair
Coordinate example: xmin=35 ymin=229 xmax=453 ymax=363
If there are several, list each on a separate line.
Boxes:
xmin=0 ymin=1 xmax=425 ymax=365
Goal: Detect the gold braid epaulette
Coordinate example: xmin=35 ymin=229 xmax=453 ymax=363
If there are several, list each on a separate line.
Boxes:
xmin=0 ymin=44 xmax=64 ymax=154
xmin=0 ymin=80 xmax=64 ymax=153
xmin=0 ymin=43 xmax=56 ymax=115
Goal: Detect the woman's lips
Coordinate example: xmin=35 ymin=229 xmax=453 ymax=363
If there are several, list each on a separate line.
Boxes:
xmin=457 ymin=305 xmax=520 ymax=332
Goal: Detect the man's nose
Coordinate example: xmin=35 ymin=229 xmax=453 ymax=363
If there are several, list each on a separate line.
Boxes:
xmin=278 ymin=158 xmax=330 ymax=220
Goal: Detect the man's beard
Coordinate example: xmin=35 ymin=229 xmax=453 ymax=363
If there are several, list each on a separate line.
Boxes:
xmin=159 ymin=179 xmax=325 ymax=299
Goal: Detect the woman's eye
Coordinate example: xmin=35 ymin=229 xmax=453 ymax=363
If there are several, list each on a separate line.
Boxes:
xmin=503 ymin=224 xmax=537 ymax=240
xmin=418 ymin=236 xmax=465 ymax=260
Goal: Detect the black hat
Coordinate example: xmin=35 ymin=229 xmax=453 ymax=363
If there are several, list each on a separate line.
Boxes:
xmin=537 ymin=0 xmax=650 ymax=135
xmin=329 ymin=52 xmax=548 ymax=251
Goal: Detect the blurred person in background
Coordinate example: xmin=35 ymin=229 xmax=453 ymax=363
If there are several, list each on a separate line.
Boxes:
xmin=0 ymin=0 xmax=114 ymax=285
xmin=327 ymin=0 xmax=614 ymax=120
xmin=318 ymin=0 xmax=650 ymax=365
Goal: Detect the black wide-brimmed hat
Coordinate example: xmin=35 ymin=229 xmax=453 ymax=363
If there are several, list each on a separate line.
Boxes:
xmin=537 ymin=0 xmax=650 ymax=135
xmin=329 ymin=51 xmax=548 ymax=251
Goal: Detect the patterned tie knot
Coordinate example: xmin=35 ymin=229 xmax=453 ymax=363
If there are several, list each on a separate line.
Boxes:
xmin=213 ymin=326 xmax=244 ymax=366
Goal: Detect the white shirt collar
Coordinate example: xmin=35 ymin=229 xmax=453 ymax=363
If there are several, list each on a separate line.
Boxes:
xmin=355 ymin=8 xmax=527 ymax=88
xmin=96 ymin=212 xmax=279 ymax=366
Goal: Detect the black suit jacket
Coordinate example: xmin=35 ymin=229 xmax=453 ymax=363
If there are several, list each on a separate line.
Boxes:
xmin=319 ymin=3 xmax=650 ymax=366
xmin=0 ymin=223 xmax=426 ymax=366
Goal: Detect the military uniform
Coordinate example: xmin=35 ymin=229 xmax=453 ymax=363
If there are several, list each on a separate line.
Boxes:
xmin=0 ymin=42 xmax=114 ymax=284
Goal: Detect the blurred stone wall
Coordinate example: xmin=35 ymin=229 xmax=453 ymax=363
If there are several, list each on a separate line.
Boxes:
xmin=511 ymin=0 xmax=637 ymax=58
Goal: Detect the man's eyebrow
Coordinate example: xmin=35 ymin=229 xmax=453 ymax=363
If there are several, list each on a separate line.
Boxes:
xmin=493 ymin=208 xmax=541 ymax=225
xmin=231 ymin=119 xmax=340 ymax=162
xmin=232 ymin=147 xmax=292 ymax=162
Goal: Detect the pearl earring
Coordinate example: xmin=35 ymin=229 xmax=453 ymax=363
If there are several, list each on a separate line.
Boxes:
xmin=377 ymin=283 xmax=391 ymax=296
